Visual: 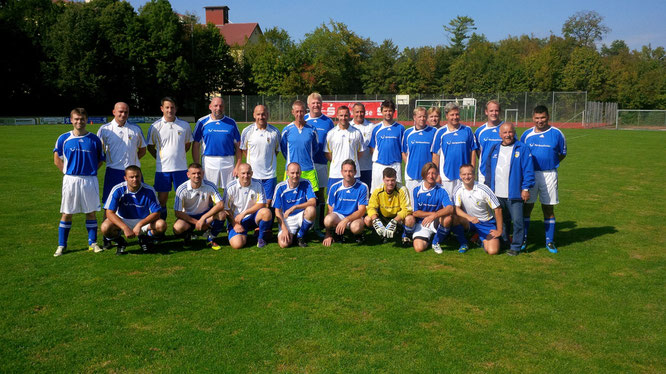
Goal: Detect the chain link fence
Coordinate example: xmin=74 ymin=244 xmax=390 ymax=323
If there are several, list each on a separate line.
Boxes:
xmin=616 ymin=110 xmax=666 ymax=130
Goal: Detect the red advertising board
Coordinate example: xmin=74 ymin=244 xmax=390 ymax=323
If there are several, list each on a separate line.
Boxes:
xmin=322 ymin=101 xmax=397 ymax=119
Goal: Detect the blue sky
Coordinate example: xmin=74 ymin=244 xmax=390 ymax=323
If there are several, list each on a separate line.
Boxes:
xmin=127 ymin=0 xmax=666 ymax=50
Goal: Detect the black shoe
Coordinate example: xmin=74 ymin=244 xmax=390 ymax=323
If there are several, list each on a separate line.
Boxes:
xmin=183 ymin=234 xmax=192 ymax=248
xmin=507 ymin=249 xmax=520 ymax=256
xmin=116 ymin=246 xmax=127 ymax=255
xmin=138 ymin=236 xmax=153 ymax=252
xmin=103 ymin=237 xmax=115 ymax=250
xmin=355 ymin=234 xmax=365 ymax=244
xmin=115 ymin=237 xmax=127 ymax=255
xmin=297 ymin=237 xmax=307 ymax=248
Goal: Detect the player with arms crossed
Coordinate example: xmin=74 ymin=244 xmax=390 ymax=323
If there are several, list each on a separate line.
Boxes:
xmin=323 ymin=160 xmax=369 ymax=247
xmin=474 ymin=100 xmax=503 ymax=184
xmin=273 ymin=163 xmax=317 ymax=248
xmin=146 ymin=97 xmax=192 ymax=220
xmin=53 ymin=108 xmax=105 ymax=256
xmin=224 ymin=163 xmax=273 ymax=249
xmin=521 ymin=105 xmax=567 ymax=253
xmin=402 ymin=106 xmax=437 ymax=200
xmin=411 ymin=163 xmax=455 ymax=253
xmin=369 ymin=100 xmax=405 ymax=192
xmin=325 ymin=105 xmax=365 ymax=190
xmin=350 ymin=102 xmax=377 ymax=187
xmin=364 ymin=167 xmax=414 ymax=245
xmin=173 ymin=163 xmax=226 ymax=250
xmin=102 ymin=166 xmax=167 ymax=254
xmin=192 ymin=97 xmax=241 ymax=191
xmin=452 ymin=164 xmax=503 ymax=255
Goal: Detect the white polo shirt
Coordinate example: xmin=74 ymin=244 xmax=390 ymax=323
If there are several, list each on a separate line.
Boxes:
xmin=494 ymin=144 xmax=514 ymax=198
xmin=240 ymin=123 xmax=281 ymax=179
xmin=174 ymin=179 xmax=223 ymax=216
xmin=147 ymin=117 xmax=192 ymax=172
xmin=224 ymin=179 xmax=266 ymax=218
xmin=350 ymin=119 xmax=377 ymax=171
xmin=453 ymin=182 xmax=500 ymax=222
xmin=97 ymin=120 xmax=146 ymax=170
xmin=326 ymin=125 xmax=365 ymax=178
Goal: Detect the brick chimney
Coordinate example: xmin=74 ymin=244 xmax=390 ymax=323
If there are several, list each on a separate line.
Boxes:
xmin=204 ymin=6 xmax=229 ymax=26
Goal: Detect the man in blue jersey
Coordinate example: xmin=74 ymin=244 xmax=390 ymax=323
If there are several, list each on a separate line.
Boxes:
xmin=323 ymin=160 xmax=369 ymax=247
xmin=411 ymin=162 xmax=455 ymax=253
xmin=173 ymin=163 xmax=226 ymax=250
xmin=521 ymin=105 xmax=567 ymax=253
xmin=273 ymin=163 xmax=317 ymax=248
xmin=101 ymin=166 xmax=167 ymax=254
xmin=402 ymin=106 xmax=437 ymax=200
xmin=53 ymin=108 xmax=106 ymax=257
xmin=452 ymin=164 xmax=503 ymax=255
xmin=474 ymin=100 xmax=503 ymax=184
xmin=431 ymin=102 xmax=478 ymax=199
xmin=280 ymin=100 xmax=320 ymax=191
xmin=369 ymin=100 xmax=405 ymax=192
xmin=147 ymin=97 xmax=192 ymax=220
xmin=350 ymin=102 xmax=376 ymax=187
xmin=192 ymin=97 xmax=241 ymax=191
xmin=483 ymin=123 xmax=535 ymax=256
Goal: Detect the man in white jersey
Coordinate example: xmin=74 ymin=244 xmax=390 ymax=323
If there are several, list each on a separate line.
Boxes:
xmin=452 ymin=164 xmax=503 ymax=255
xmin=97 ymin=102 xmax=147 ymax=209
xmin=521 ymin=105 xmax=567 ymax=253
xmin=323 ymin=160 xmax=369 ymax=247
xmin=173 ymin=163 xmax=226 ymax=250
xmin=273 ymin=163 xmax=317 ymax=248
xmin=474 ymin=100 xmax=503 ymax=184
xmin=325 ymin=105 xmax=365 ymax=191
xmin=350 ymin=102 xmax=376 ymax=187
xmin=192 ymin=97 xmax=241 ymax=190
xmin=240 ymin=104 xmax=280 ymax=206
xmin=147 ymin=97 xmax=192 ymax=220
xmin=224 ymin=163 xmax=273 ymax=249
xmin=53 ymin=108 xmax=105 ymax=256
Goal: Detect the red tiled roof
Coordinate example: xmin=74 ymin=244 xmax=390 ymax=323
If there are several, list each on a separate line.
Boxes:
xmin=215 ymin=23 xmax=260 ymax=47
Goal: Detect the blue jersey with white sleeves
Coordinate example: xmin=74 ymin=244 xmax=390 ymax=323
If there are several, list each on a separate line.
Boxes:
xmin=402 ymin=126 xmax=437 ymax=180
xmin=192 ymin=115 xmax=240 ymax=157
xmin=520 ymin=127 xmax=567 ymax=171
xmin=412 ymin=182 xmax=452 ymax=222
xmin=474 ymin=122 xmax=503 ymax=176
xmin=104 ymin=182 xmax=161 ymax=219
xmin=327 ymin=180 xmax=369 ymax=217
xmin=305 ymin=113 xmax=335 ymax=165
xmin=54 ymin=131 xmax=105 ymax=176
xmin=370 ymin=122 xmax=405 ymax=165
xmin=280 ymin=122 xmax=319 ymax=172
xmin=272 ymin=179 xmax=316 ymax=215
xmin=431 ymin=125 xmax=478 ymax=181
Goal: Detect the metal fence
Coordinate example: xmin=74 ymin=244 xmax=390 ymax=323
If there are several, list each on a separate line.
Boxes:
xmin=616 ymin=110 xmax=666 ymax=129
xmin=586 ymin=101 xmax=618 ymax=128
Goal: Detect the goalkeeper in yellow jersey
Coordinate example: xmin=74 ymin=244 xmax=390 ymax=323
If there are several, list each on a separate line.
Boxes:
xmin=364 ymin=167 xmax=415 ymax=245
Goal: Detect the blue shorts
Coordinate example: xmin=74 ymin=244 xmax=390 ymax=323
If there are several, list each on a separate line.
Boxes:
xmin=154 ymin=170 xmax=188 ymax=192
xmin=327 ymin=177 xmax=343 ymax=192
xmin=360 ymin=170 xmax=372 ymax=188
xmin=255 ymin=177 xmax=277 ymax=202
xmin=102 ymin=168 xmax=126 ymax=204
xmin=470 ymin=219 xmax=497 ymax=241
xmin=227 ymin=212 xmax=258 ymax=239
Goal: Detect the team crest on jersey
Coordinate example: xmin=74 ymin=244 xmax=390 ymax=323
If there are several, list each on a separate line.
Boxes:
xmin=178 ymin=131 xmax=182 ymax=135
xmin=514 ymin=152 xmax=520 ymax=158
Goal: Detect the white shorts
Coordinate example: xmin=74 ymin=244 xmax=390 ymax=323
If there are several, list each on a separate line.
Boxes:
xmin=404 ymin=177 xmax=421 ymax=206
xmin=528 ymin=170 xmax=559 ymax=205
xmin=120 ymin=217 xmax=150 ymax=233
xmin=60 ymin=175 xmax=101 ymax=214
xmin=371 ymin=162 xmax=402 ymax=192
xmin=439 ymin=179 xmax=460 ymax=201
xmin=330 ymin=211 xmax=352 ymax=228
xmin=279 ymin=211 xmax=304 ymax=235
xmin=203 ymin=155 xmax=235 ymax=189
xmin=315 ymin=163 xmax=328 ymax=191
xmin=413 ymin=220 xmax=438 ymax=241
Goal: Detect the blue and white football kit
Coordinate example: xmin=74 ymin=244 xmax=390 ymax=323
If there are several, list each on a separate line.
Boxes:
xmin=193 ymin=114 xmax=240 ymax=189
xmin=147 ymin=117 xmax=192 ymax=193
xmin=369 ymin=122 xmax=405 ymax=191
xmin=240 ymin=123 xmax=280 ymax=200
xmin=453 ymin=182 xmax=501 ymax=243
xmin=412 ymin=182 xmax=453 ymax=243
xmin=402 ymin=126 xmax=437 ymax=201
xmin=431 ymin=125 xmax=478 ymax=198
xmin=272 ymin=180 xmax=316 ymax=236
xmin=351 ymin=119 xmax=377 ymax=187
xmin=105 ymin=182 xmax=161 ymax=230
xmin=224 ymin=179 xmax=272 ymax=240
xmin=305 ymin=113 xmax=335 ymax=189
xmin=474 ymin=122 xmax=503 ymax=184
xmin=327 ymin=180 xmax=369 ymax=219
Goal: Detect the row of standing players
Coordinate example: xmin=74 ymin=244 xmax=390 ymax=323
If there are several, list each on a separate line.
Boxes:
xmin=53 ymin=94 xmax=566 ymax=257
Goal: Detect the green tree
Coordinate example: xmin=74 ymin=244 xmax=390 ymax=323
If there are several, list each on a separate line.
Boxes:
xmin=443 ymin=16 xmax=477 ymax=54
xmin=361 ymin=39 xmax=398 ymax=94
xmin=562 ymin=46 xmax=607 ymax=98
xmin=562 ymin=10 xmax=610 ymax=48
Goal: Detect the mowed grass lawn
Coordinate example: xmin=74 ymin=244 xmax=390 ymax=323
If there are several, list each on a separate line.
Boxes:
xmin=0 ymin=123 xmax=664 ymax=373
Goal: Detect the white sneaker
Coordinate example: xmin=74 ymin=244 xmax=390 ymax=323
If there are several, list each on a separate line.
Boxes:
xmin=89 ymin=243 xmax=103 ymax=253
xmin=54 ymin=246 xmax=65 ymax=257
xmin=432 ymin=243 xmax=443 ymax=254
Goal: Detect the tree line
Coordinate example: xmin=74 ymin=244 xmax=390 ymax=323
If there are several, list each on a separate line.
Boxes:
xmin=2 ymin=0 xmax=664 ymax=116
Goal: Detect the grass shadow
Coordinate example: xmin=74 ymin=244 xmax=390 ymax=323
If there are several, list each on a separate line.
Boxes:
xmin=524 ymin=220 xmax=618 ymax=252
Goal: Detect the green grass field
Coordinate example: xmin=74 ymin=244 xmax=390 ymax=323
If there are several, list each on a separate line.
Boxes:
xmin=0 ymin=124 xmax=664 ymax=372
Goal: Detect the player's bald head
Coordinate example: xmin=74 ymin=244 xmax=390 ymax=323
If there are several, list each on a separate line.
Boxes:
xmin=287 ymin=162 xmax=301 ymax=173
xmin=114 ymin=102 xmax=129 ymax=111
xmin=238 ymin=163 xmax=252 ymax=173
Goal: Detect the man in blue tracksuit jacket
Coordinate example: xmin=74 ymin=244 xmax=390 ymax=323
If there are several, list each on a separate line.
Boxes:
xmin=483 ymin=123 xmax=535 ymax=256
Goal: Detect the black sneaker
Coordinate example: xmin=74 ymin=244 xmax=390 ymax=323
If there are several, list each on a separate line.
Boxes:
xmin=297 ymin=237 xmax=307 ymax=248
xmin=507 ymin=249 xmax=520 ymax=256
xmin=115 ymin=237 xmax=128 ymax=255
xmin=138 ymin=236 xmax=153 ymax=252
xmin=183 ymin=233 xmax=192 ymax=248
xmin=103 ymin=237 xmax=115 ymax=250
xmin=355 ymin=234 xmax=365 ymax=244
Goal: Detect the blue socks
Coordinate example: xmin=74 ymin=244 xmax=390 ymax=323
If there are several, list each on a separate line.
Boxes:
xmin=523 ymin=217 xmax=531 ymax=240
xmin=434 ymin=226 xmax=450 ymax=245
xmin=544 ymin=217 xmax=556 ymax=244
xmin=58 ymin=221 xmax=71 ymax=247
xmin=85 ymin=219 xmax=97 ymax=245
xmin=404 ymin=224 xmax=415 ymax=237
xmin=210 ymin=219 xmax=224 ymax=237
xmin=258 ymin=219 xmax=272 ymax=240
xmin=160 ymin=207 xmax=167 ymax=220
xmin=452 ymin=225 xmax=466 ymax=246
xmin=298 ymin=218 xmax=313 ymax=238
